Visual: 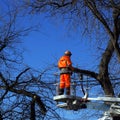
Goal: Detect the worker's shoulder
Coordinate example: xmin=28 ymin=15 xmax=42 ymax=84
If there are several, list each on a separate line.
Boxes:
xmin=62 ymin=55 xmax=70 ymax=59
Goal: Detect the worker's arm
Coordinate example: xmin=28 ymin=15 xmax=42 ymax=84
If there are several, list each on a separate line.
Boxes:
xmin=66 ymin=57 xmax=74 ymax=71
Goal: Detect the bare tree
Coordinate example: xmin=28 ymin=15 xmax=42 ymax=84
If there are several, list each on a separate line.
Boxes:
xmin=1 ymin=0 xmax=120 ymax=119
xmin=22 ymin=0 xmax=120 ymax=97
xmin=0 ymin=67 xmax=61 ymax=119
xmin=15 ymin=1 xmax=120 ymax=119
xmin=0 ymin=1 xmax=60 ymax=120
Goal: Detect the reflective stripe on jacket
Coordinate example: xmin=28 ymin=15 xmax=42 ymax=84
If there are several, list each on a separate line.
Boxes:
xmin=60 ymin=68 xmax=72 ymax=74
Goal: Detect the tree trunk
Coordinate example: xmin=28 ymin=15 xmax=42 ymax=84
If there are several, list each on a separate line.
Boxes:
xmin=98 ymin=39 xmax=114 ymax=96
xmin=98 ymin=76 xmax=114 ymax=96
xmin=0 ymin=111 xmax=3 ymax=120
xmin=30 ymin=99 xmax=35 ymax=120
xmin=113 ymin=116 xmax=120 ymax=120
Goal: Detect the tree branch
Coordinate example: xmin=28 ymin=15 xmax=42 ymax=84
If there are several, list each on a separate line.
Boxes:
xmin=74 ymin=67 xmax=98 ymax=80
xmin=85 ymin=0 xmax=120 ymax=62
xmin=9 ymin=88 xmax=47 ymax=116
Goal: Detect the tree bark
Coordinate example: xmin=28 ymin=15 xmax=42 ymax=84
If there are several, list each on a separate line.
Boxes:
xmin=98 ymin=39 xmax=114 ymax=96
xmin=0 ymin=111 xmax=3 ymax=120
xmin=30 ymin=99 xmax=36 ymax=120
xmin=113 ymin=116 xmax=120 ymax=120
xmin=74 ymin=38 xmax=115 ymax=96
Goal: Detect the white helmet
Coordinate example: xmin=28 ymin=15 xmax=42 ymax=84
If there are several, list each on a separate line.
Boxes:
xmin=64 ymin=50 xmax=72 ymax=56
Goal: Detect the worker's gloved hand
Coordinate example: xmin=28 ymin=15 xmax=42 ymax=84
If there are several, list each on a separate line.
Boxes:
xmin=70 ymin=71 xmax=73 ymax=75
xmin=68 ymin=65 xmax=74 ymax=72
xmin=71 ymin=67 xmax=75 ymax=72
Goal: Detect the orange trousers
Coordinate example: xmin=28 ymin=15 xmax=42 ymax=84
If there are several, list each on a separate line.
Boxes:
xmin=59 ymin=73 xmax=71 ymax=89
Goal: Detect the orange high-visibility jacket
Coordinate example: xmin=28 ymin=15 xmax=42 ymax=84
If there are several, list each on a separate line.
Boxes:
xmin=58 ymin=55 xmax=72 ymax=68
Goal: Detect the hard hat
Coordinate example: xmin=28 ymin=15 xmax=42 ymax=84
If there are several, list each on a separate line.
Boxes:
xmin=64 ymin=50 xmax=72 ymax=56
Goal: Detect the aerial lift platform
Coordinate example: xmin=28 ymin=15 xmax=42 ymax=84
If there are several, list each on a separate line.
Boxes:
xmin=53 ymin=93 xmax=120 ymax=111
xmin=53 ymin=93 xmax=88 ymax=110
xmin=53 ymin=73 xmax=120 ymax=119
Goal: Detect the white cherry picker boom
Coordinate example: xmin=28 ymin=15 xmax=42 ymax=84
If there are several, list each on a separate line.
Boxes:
xmin=53 ymin=73 xmax=120 ymax=119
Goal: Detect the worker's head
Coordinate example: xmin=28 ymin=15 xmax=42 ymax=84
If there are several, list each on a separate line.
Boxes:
xmin=64 ymin=50 xmax=72 ymax=56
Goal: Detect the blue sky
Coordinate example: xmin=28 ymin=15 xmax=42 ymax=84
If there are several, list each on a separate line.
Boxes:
xmin=22 ymin=16 xmax=97 ymax=71
xmin=22 ymin=16 xmax=104 ymax=120
xmin=0 ymin=1 xmax=110 ymax=120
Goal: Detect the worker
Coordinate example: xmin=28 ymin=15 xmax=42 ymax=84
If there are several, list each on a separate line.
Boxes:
xmin=58 ymin=50 xmax=74 ymax=95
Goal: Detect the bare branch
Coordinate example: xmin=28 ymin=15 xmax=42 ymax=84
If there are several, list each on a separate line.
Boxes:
xmin=74 ymin=67 xmax=98 ymax=80
xmin=9 ymin=88 xmax=47 ymax=116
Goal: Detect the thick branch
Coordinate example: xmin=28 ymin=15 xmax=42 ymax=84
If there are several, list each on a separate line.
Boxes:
xmin=85 ymin=0 xmax=120 ymax=62
xmin=98 ymin=39 xmax=114 ymax=96
xmin=74 ymin=67 xmax=98 ymax=80
xmin=9 ymin=88 xmax=47 ymax=115
xmin=84 ymin=0 xmax=113 ymax=37
xmin=30 ymin=99 xmax=35 ymax=120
